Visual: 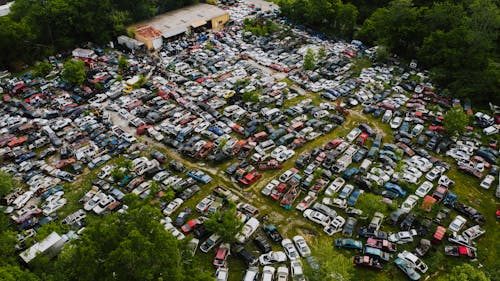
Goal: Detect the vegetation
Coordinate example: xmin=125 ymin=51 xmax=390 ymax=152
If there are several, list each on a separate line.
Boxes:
xmin=305 ymin=238 xmax=354 ymax=281
xmin=356 ymin=192 xmax=394 ymax=217
xmin=241 ymin=90 xmax=259 ymax=103
xmin=204 ymin=202 xmax=244 ymax=244
xmin=436 ymin=264 xmax=489 ymax=281
xmin=27 ymin=200 xmax=212 ymax=281
xmin=444 ymin=107 xmax=470 ymax=136
xmin=0 ymin=0 xmax=199 ymax=69
xmin=243 ymin=18 xmax=279 ymax=36
xmin=279 ymin=0 xmax=358 ymax=38
xmin=303 ymin=48 xmax=317 ymax=71
xmin=118 ymin=56 xmax=129 ymax=72
xmin=33 ymin=62 xmax=53 ymax=78
xmin=0 ymin=171 xmax=15 ymax=198
xmin=279 ymin=0 xmax=500 ymax=106
xmin=62 ymin=60 xmax=86 ymax=86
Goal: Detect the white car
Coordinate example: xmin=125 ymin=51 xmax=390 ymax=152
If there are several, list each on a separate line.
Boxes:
xmin=195 ymin=195 xmax=215 ymax=213
xmin=346 ymin=128 xmax=362 ymax=142
xmin=276 ymin=149 xmax=295 ymax=162
xmin=276 ymin=266 xmax=289 ymax=281
xmin=259 ymin=251 xmax=287 ymax=265
xmin=290 ymin=260 xmax=306 ymax=281
xmin=400 ymin=195 xmax=419 ymax=213
xmin=323 ymin=216 xmax=345 ymax=236
xmin=262 ymin=180 xmax=279 ymax=196
xmin=426 ymin=166 xmax=446 ymax=181
xmin=215 ymin=267 xmax=228 ymax=281
xmin=235 ymin=217 xmax=260 ymax=243
xmin=390 ymin=116 xmax=402 ymax=129
xmin=292 ymin=235 xmax=311 ymax=257
xmin=388 ymin=229 xmax=418 ymax=244
xmin=414 ymin=181 xmax=433 ymax=198
xmin=271 ymin=145 xmax=287 ymax=159
xmin=97 ymin=165 xmax=115 ymax=180
xmin=261 ymin=266 xmax=276 ymax=281
xmin=398 ymin=250 xmax=428 ymax=273
xmin=449 ymin=215 xmax=467 ymax=233
xmin=480 ymin=175 xmax=495 ymax=189
xmin=281 ymin=239 xmax=300 ymax=261
xmin=279 ymin=169 xmax=296 ymax=182
xmin=303 ymin=209 xmax=331 ymax=226
xmin=13 ymin=191 xmax=34 ymax=210
xmin=322 ymin=197 xmax=347 ymax=209
xmin=325 ymin=177 xmax=345 ymax=196
xmin=163 ymin=198 xmax=184 ymax=216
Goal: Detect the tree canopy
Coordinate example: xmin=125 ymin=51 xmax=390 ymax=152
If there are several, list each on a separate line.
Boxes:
xmin=305 ymin=238 xmax=354 ymax=281
xmin=204 ymin=202 xmax=243 ymax=244
xmin=62 ymin=60 xmax=86 ymax=86
xmin=437 ymin=264 xmax=490 ymax=281
xmin=444 ymin=107 xmax=470 ymax=136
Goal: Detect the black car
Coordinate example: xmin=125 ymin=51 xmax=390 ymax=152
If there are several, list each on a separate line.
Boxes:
xmin=178 ymin=185 xmax=200 ymax=201
xmin=38 ymin=147 xmax=56 ymax=159
xmin=225 ymin=162 xmax=240 ymax=175
xmin=169 ymin=160 xmax=186 ymax=173
xmin=357 ymin=227 xmax=388 ymax=240
xmin=234 ymin=245 xmax=258 ymax=266
xmin=253 ymin=234 xmax=272 ymax=253
xmin=399 ymin=212 xmax=416 ymax=231
xmin=295 ymin=153 xmax=311 ymax=169
xmin=454 ymin=202 xmax=485 ymax=224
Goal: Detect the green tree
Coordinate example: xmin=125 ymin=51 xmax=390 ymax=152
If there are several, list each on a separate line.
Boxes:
xmin=44 ymin=204 xmax=210 ymax=281
xmin=317 ymin=47 xmax=327 ymax=61
xmin=204 ymin=203 xmax=243 ymax=244
xmin=303 ymin=48 xmax=316 ymax=70
xmin=62 ymin=59 xmax=86 ymax=85
xmin=444 ymin=107 xmax=469 ymax=136
xmin=0 ymin=171 xmax=15 ymax=198
xmin=242 ymin=91 xmax=259 ymax=103
xmin=118 ymin=56 xmax=129 ymax=72
xmin=0 ymin=264 xmax=40 ymax=281
xmin=437 ymin=263 xmax=489 ymax=281
xmin=305 ymin=238 xmax=353 ymax=281
xmin=33 ymin=61 xmax=53 ymax=77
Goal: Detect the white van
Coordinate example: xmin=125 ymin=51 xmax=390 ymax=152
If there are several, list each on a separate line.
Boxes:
xmin=483 ymin=125 xmax=499 ymax=135
xmin=360 ymin=159 xmax=372 ymax=172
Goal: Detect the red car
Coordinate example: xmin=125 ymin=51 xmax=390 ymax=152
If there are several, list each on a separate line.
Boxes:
xmin=325 ymin=139 xmax=343 ymax=150
xmin=181 ymin=219 xmax=202 ymax=234
xmin=213 ymin=244 xmax=230 ymax=267
xmin=239 ymin=171 xmax=262 ymax=186
xmin=7 ymin=137 xmax=26 ymax=148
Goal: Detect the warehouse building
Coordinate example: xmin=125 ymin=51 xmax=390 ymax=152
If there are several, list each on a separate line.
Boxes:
xmin=130 ymin=3 xmax=229 ymax=49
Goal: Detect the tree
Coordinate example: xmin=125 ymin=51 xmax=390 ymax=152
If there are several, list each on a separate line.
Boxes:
xmin=33 ymin=61 xmax=53 ymax=77
xmin=303 ymin=48 xmax=316 ymax=70
xmin=242 ymin=91 xmax=259 ymax=103
xmin=437 ymin=264 xmax=489 ymax=281
xmin=44 ymin=203 xmax=211 ymax=281
xmin=0 ymin=171 xmax=15 ymax=199
xmin=305 ymin=238 xmax=353 ymax=281
xmin=317 ymin=47 xmax=327 ymax=61
xmin=62 ymin=59 xmax=86 ymax=85
xmin=118 ymin=56 xmax=129 ymax=72
xmin=0 ymin=264 xmax=40 ymax=281
xmin=204 ymin=203 xmax=243 ymax=244
xmin=444 ymin=107 xmax=469 ymax=136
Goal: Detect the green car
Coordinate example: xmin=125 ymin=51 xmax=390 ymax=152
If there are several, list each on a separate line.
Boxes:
xmin=334 ymin=238 xmax=363 ymax=250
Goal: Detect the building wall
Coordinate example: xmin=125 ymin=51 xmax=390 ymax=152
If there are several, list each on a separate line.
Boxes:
xmin=134 ymin=34 xmax=162 ymax=50
xmin=210 ymin=13 xmax=229 ymax=31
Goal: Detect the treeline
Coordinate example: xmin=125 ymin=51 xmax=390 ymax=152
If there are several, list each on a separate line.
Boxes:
xmin=278 ymin=0 xmax=500 ymax=105
xmin=0 ymin=182 xmax=213 ymax=281
xmin=0 ymin=0 xmax=199 ymax=68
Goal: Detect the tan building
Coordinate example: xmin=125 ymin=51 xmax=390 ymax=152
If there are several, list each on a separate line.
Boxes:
xmin=131 ymin=3 xmax=230 ymax=44
xmin=134 ymin=25 xmax=163 ymax=50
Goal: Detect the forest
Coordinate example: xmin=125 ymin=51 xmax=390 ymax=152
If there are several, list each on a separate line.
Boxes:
xmin=279 ymin=0 xmax=500 ymax=105
xmin=0 ymin=0 xmax=198 ymax=68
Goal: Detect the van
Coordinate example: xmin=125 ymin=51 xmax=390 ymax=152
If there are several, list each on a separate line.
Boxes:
xmin=243 ymin=267 xmax=259 ymax=281
xmin=483 ymin=125 xmax=499 ymax=135
xmin=360 ymin=159 xmax=372 ymax=172
xmin=255 ymin=140 xmax=275 ymax=154
xmin=382 ymin=110 xmax=393 ymax=123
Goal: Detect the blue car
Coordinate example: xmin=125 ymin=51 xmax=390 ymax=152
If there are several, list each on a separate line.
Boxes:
xmin=188 ymin=170 xmax=212 ymax=184
xmin=347 ymin=189 xmax=362 ymax=206
xmin=343 ymin=168 xmax=359 ymax=180
xmin=384 ymin=182 xmax=407 ymax=198
xmin=334 ymin=238 xmax=363 ymax=250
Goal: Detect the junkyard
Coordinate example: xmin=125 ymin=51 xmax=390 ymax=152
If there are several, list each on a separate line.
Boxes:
xmin=1 ymin=1 xmax=499 ymax=281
